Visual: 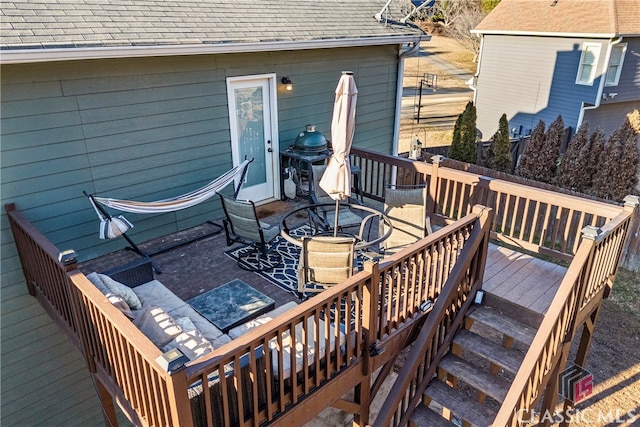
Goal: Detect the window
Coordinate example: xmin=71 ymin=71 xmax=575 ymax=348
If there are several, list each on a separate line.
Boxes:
xmin=605 ymin=43 xmax=627 ymax=86
xmin=576 ymin=43 xmax=601 ymax=85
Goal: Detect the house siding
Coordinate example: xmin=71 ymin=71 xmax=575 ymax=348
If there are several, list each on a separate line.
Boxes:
xmin=601 ymin=37 xmax=640 ymax=104
xmin=0 ymin=44 xmax=399 ymax=426
xmin=475 ymin=35 xmax=606 ymax=139
xmin=584 ymin=100 xmax=640 ymax=136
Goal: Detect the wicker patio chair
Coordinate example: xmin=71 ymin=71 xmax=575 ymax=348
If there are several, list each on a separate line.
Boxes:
xmin=297 ymin=235 xmax=356 ymax=299
xmin=219 ymin=194 xmax=282 ymax=272
xmin=380 ymin=185 xmax=432 ymax=256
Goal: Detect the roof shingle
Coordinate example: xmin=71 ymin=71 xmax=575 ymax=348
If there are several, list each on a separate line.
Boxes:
xmin=1 ymin=0 xmax=424 ymax=50
xmin=474 ymin=0 xmax=640 ymax=36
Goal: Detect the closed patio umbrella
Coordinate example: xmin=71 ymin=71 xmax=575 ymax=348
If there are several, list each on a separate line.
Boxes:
xmin=319 ymin=71 xmax=358 ymax=236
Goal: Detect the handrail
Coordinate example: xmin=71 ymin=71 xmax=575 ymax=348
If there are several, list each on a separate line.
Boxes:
xmin=5 ymin=203 xmax=193 ymax=427
xmin=350 ymin=147 xmax=625 ymax=261
xmin=493 ymin=204 xmax=636 ymax=426
xmin=372 ymin=211 xmax=480 ymax=341
xmin=372 ymin=205 xmax=493 ymax=427
xmin=6 ymin=143 xmax=633 ymax=427
xmin=69 ymin=272 xmax=194 ymax=427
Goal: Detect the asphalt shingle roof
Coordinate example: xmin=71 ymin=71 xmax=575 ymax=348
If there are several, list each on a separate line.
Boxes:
xmin=0 ymin=0 xmax=424 ymax=51
xmin=474 ymin=0 xmax=640 ymax=36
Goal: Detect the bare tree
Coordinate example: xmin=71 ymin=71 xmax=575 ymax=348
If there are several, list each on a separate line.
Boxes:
xmin=434 ymin=0 xmax=485 ymax=61
xmin=433 ymin=1 xmax=467 ymax=28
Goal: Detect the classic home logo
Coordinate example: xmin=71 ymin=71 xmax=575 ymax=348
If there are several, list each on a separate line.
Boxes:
xmin=559 ymin=364 xmax=593 ymax=403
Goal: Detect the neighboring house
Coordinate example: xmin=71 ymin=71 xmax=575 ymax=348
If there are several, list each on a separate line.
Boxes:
xmin=0 ymin=1 xmax=427 ymax=425
xmin=471 ymin=0 xmax=640 ymax=141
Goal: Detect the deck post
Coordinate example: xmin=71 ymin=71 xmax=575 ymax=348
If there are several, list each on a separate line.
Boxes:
xmin=545 ymin=225 xmax=599 ymax=427
xmin=355 ymin=260 xmax=380 ymax=427
xmin=428 ymin=155 xmax=443 ymax=217
xmin=93 ymin=376 xmax=119 ymax=427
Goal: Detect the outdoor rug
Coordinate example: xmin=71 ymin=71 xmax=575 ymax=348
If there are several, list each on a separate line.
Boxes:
xmin=224 ymin=225 xmax=312 ymax=294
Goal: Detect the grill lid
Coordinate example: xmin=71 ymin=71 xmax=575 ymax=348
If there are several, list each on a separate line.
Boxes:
xmin=294 ymin=125 xmax=327 ymax=153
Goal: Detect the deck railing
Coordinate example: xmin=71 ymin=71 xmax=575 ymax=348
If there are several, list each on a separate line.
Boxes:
xmin=371 ymin=206 xmax=493 ymax=427
xmin=5 ymin=204 xmax=83 ymax=349
xmin=5 ymin=200 xmax=489 ymax=426
xmin=350 ymin=147 xmax=623 ymax=263
xmin=6 ymin=146 xmax=634 ymax=427
xmin=493 ymin=199 xmax=636 ymax=426
xmin=69 ymin=271 xmax=193 ymax=427
xmin=373 ymin=210 xmax=479 ymax=341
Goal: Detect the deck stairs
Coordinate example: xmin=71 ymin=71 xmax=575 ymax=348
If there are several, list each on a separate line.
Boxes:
xmin=409 ymin=297 xmax=540 ymax=427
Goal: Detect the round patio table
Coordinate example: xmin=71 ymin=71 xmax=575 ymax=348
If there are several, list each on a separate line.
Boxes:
xmin=279 ymin=202 xmax=393 ymax=251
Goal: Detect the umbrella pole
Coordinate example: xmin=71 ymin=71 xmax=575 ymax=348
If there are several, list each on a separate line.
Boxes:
xmin=334 ymin=199 xmax=340 ymax=237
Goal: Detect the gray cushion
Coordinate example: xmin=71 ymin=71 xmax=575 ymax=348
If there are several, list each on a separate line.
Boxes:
xmin=99 ymin=273 xmax=142 ymax=310
xmin=133 ymin=306 xmax=182 ymax=347
xmin=161 ymin=329 xmax=214 ymax=361
xmin=169 ymin=304 xmax=226 ymax=342
xmin=86 ymin=272 xmax=133 ymax=319
xmin=228 ymin=301 xmax=298 ymax=339
xmin=133 ymin=280 xmax=186 ymax=313
xmin=106 ymin=293 xmax=134 ymax=319
xmin=86 ymin=272 xmax=111 ymax=295
xmin=175 ymin=316 xmax=197 ymax=332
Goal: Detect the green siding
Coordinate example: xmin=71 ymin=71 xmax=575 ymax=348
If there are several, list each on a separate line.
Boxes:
xmin=0 ymin=44 xmax=400 ymax=426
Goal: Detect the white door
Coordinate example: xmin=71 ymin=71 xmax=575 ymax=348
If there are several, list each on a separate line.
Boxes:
xmin=227 ymin=75 xmax=279 ymax=202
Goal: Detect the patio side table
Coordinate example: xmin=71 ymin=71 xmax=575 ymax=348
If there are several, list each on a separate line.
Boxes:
xmin=187 ymin=279 xmax=275 ymax=334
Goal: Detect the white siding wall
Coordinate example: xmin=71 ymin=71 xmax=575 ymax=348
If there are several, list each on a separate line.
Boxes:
xmin=475 ymin=35 xmax=607 ymax=139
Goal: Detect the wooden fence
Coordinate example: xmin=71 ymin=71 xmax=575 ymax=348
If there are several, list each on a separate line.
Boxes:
xmin=423 ymin=150 xmax=640 ymax=272
xmin=347 ymin=148 xmax=637 ymax=426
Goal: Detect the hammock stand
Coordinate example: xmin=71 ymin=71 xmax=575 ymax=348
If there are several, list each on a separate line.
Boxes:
xmin=85 ymin=159 xmax=253 ymax=273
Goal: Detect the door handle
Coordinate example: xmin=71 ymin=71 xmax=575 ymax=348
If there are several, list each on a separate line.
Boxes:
xmin=267 ymin=148 xmax=273 ymax=153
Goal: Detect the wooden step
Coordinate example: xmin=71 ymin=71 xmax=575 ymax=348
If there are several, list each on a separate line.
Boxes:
xmin=424 ymin=380 xmax=496 ymax=427
xmin=453 ymin=330 xmax=524 ymax=375
xmin=468 ymin=305 xmax=536 ymax=346
xmin=482 ymin=293 xmax=542 ymax=329
xmin=438 ymin=354 xmax=511 ymax=403
xmin=410 ymin=404 xmax=457 ymax=427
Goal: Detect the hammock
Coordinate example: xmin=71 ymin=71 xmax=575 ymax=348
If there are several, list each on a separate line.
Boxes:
xmin=92 ymin=159 xmax=251 ymax=215
xmin=85 ymin=160 xmax=252 ymax=272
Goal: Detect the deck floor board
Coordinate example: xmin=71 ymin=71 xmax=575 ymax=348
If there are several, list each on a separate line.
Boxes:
xmin=483 ymin=243 xmax=566 ymax=314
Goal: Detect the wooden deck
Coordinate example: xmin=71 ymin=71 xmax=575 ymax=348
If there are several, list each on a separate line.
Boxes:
xmin=80 ymin=200 xmax=568 ymax=324
xmin=483 ymin=243 xmax=567 ymax=315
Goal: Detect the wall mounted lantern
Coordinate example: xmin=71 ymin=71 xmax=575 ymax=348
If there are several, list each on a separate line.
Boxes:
xmin=281 ymin=77 xmax=293 ymax=91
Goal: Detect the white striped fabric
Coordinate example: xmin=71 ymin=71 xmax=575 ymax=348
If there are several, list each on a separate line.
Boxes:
xmin=93 ymin=160 xmax=250 ymax=214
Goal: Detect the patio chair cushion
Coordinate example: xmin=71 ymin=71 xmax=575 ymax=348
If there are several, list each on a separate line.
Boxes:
xmin=133 ymin=306 xmax=183 ymax=347
xmin=227 ymin=301 xmax=299 ymax=339
xmin=169 ymin=304 xmax=232 ymax=348
xmin=98 ymin=273 xmax=142 ymax=309
xmin=175 ymin=316 xmax=197 ymax=332
xmin=132 ymin=280 xmax=187 ymax=313
xmin=86 ymin=272 xmax=111 ymax=294
xmin=162 ymin=328 xmax=215 ymax=361
xmin=105 ymin=293 xmax=134 ymax=319
xmin=86 ymin=272 xmax=134 ymax=319
xmin=271 ymin=318 xmax=346 ymax=379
